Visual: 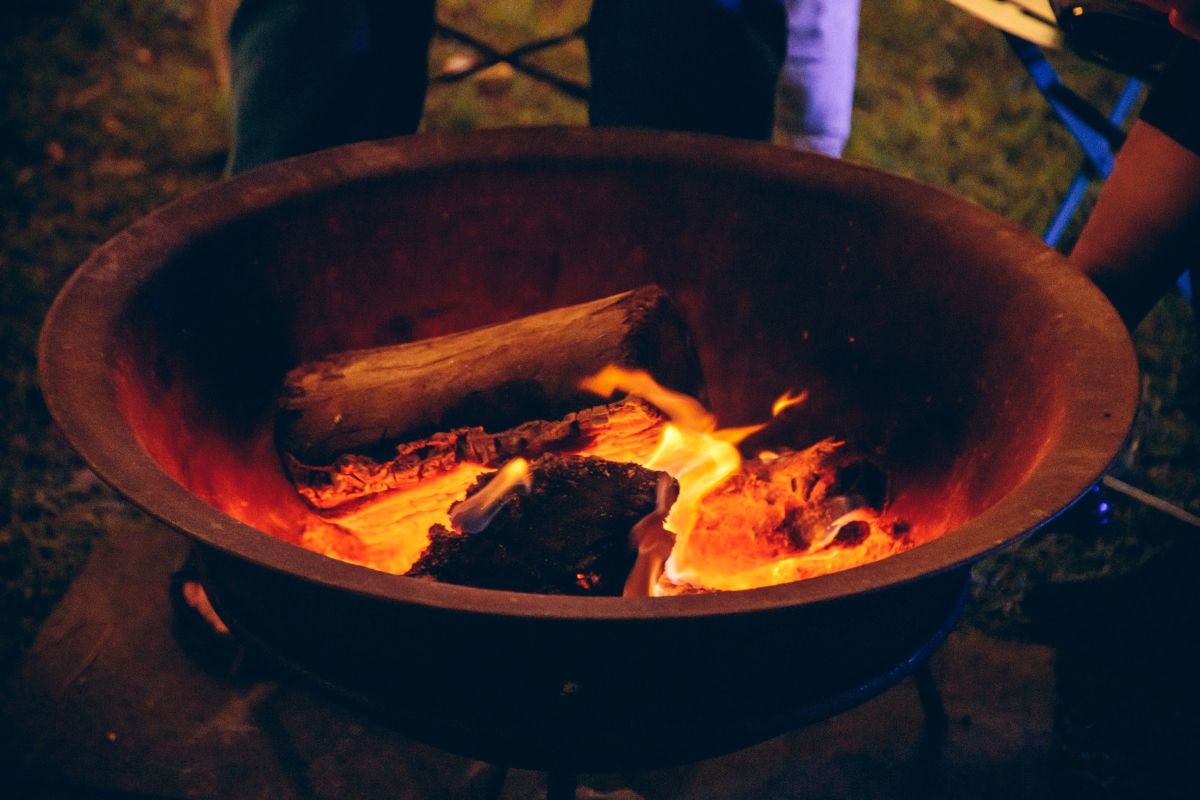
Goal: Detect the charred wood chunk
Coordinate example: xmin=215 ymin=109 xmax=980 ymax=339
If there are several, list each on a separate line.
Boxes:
xmin=277 ymin=285 xmax=705 ymax=465
xmin=830 ymin=459 xmax=888 ymax=512
xmin=408 ymin=455 xmax=671 ymax=596
xmin=832 ymin=519 xmax=871 ymax=547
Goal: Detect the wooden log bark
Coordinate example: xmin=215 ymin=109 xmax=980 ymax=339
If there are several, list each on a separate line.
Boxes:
xmin=278 ymin=285 xmax=704 ymax=464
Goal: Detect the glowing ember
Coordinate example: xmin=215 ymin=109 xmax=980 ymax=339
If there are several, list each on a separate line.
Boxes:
xmin=300 ymin=462 xmax=490 ymax=574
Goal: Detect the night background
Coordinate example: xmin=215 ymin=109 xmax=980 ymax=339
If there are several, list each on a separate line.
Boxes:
xmin=2 ymin=1 xmax=1198 ymax=797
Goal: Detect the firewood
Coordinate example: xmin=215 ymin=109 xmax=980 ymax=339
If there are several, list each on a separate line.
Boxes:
xmin=277 ymin=286 xmax=704 ymax=464
xmin=407 ymin=455 xmax=672 ymax=596
xmin=288 ymin=398 xmax=665 ymax=515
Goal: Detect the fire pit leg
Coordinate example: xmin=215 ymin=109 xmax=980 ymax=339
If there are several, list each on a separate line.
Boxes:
xmin=913 ymin=662 xmax=947 ymax=734
xmin=546 ymin=769 xmax=577 ymax=800
xmin=908 ymin=662 xmax=949 ymax=793
xmin=543 ymin=679 xmax=582 ymax=799
xmin=483 ymin=764 xmax=509 ymax=800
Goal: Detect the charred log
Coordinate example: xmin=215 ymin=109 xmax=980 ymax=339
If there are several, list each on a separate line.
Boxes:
xmin=408 ymin=455 xmax=671 ymax=596
xmin=278 ymin=285 xmax=704 ymax=464
xmin=288 ymin=399 xmax=664 ymax=515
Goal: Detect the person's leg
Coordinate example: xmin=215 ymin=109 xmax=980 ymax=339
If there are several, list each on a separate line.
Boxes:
xmin=586 ymin=0 xmax=787 ymax=141
xmin=773 ymin=0 xmax=859 ymax=156
xmin=226 ymin=0 xmax=436 ymax=174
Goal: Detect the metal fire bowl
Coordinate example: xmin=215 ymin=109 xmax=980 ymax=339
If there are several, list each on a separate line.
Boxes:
xmin=40 ymin=128 xmax=1137 ymax=771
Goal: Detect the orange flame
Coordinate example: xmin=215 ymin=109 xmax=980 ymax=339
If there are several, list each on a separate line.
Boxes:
xmin=580 ymin=366 xmax=716 ymax=432
xmin=582 ymin=365 xmax=762 ymax=593
xmin=646 ymin=425 xmax=741 ymax=541
xmin=771 ymin=389 xmax=808 ymax=416
xmin=658 ymin=442 xmax=899 ymax=594
xmin=580 ymin=367 xmax=914 ymax=596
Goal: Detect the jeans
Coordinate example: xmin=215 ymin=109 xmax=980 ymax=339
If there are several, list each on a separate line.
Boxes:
xmin=585 ymin=0 xmax=788 ymax=141
xmin=225 ymin=0 xmax=849 ymax=172
xmin=227 ymin=0 xmax=436 ymax=173
xmin=774 ymin=0 xmax=860 ymax=157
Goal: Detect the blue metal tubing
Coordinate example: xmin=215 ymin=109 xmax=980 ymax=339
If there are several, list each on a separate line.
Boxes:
xmin=1043 ymin=170 xmax=1093 ymax=247
xmin=1042 ymin=79 xmax=1142 ymax=247
xmin=1002 ymin=34 xmax=1143 ymax=247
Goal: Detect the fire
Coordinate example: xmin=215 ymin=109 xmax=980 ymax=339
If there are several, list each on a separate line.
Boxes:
xmin=646 ymin=425 xmax=743 ymax=535
xmin=117 ymin=347 xmax=920 ymax=597
xmin=450 ymin=458 xmax=532 ymax=533
xmin=622 ymin=474 xmax=676 ymax=597
xmin=287 ymin=365 xmax=917 ymax=595
xmin=578 ymin=366 xmax=909 ymax=595
xmin=771 ymin=389 xmax=808 ymax=417
xmin=581 ymin=365 xmax=716 ymax=433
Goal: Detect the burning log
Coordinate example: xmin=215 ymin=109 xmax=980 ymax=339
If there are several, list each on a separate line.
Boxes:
xmin=277 ymin=313 xmax=912 ymax=595
xmin=277 ymin=285 xmax=704 ymax=464
xmin=282 ymin=398 xmax=668 ymax=577
xmin=408 ymin=455 xmax=673 ymax=595
xmin=288 ymin=398 xmax=665 ymax=515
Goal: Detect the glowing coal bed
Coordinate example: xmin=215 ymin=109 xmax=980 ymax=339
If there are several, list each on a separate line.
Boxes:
xmin=280 ymin=363 xmax=928 ymax=597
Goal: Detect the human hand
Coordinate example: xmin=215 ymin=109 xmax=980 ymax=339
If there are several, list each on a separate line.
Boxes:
xmin=1138 ymin=0 xmax=1200 ymax=38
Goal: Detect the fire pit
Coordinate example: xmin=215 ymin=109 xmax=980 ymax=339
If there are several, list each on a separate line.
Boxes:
xmin=39 ymin=127 xmax=1136 ymax=772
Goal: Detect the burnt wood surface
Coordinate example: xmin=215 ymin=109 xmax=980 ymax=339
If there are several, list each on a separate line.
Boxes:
xmin=408 ymin=455 xmax=669 ymax=595
xmin=278 ymin=285 xmax=703 ymax=464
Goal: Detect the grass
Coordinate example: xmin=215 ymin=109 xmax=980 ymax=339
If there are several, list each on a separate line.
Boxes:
xmin=2 ymin=0 xmax=1196 ymax=692
xmin=0 ymin=0 xmax=228 ymax=677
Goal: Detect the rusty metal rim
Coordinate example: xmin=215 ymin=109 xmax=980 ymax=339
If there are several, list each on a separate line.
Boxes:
xmin=38 ymin=126 xmax=1139 ymax=621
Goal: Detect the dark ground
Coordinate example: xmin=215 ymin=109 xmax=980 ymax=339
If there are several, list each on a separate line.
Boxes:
xmin=2 ymin=0 xmax=1198 ymax=797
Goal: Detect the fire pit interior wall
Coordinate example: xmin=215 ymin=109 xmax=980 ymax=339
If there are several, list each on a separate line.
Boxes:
xmin=116 ymin=159 xmax=1067 ymax=540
